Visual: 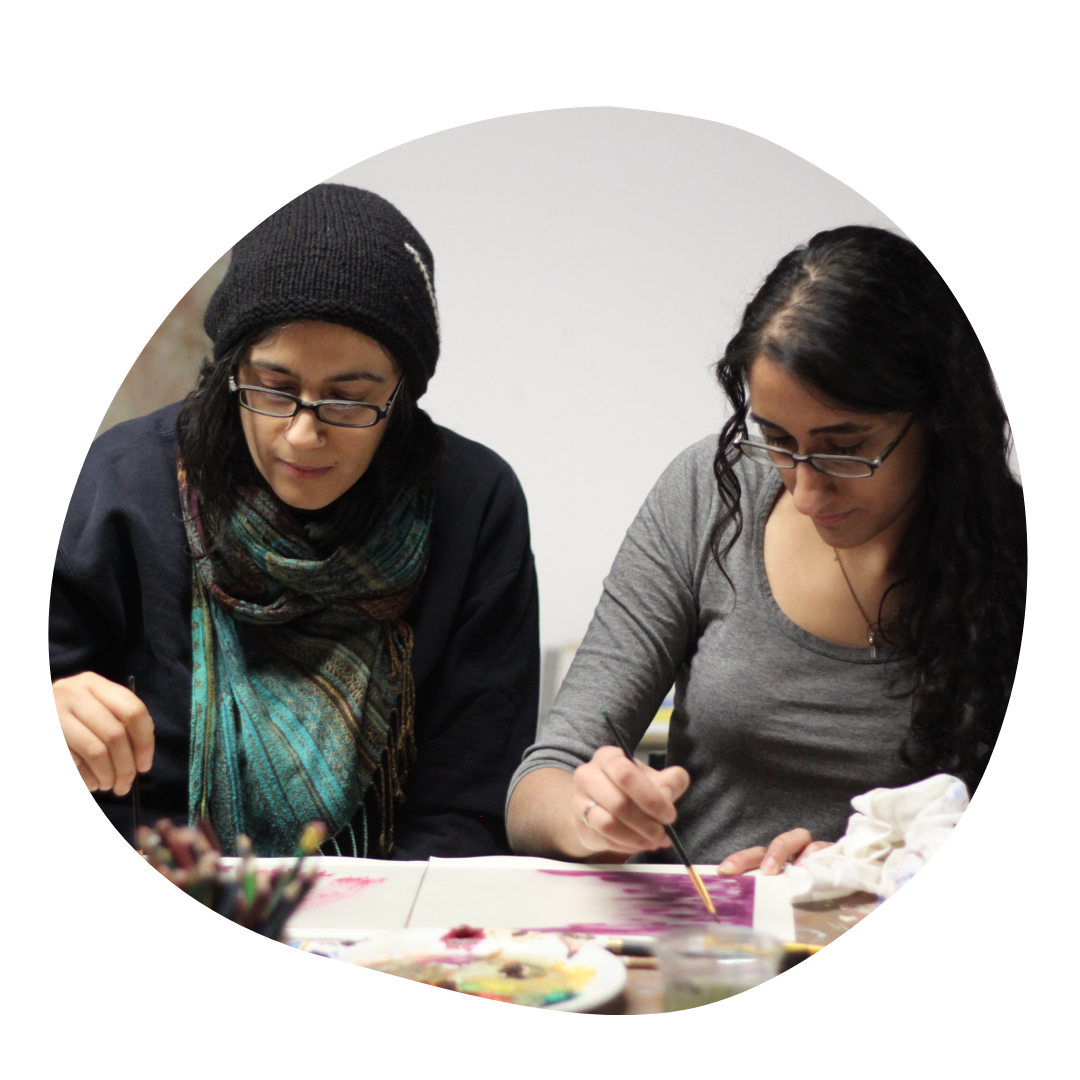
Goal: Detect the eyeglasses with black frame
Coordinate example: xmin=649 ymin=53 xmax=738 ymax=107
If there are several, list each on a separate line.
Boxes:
xmin=734 ymin=413 xmax=918 ymax=478
xmin=228 ymin=376 xmax=404 ymax=429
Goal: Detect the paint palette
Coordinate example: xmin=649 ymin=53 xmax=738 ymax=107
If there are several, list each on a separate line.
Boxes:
xmin=312 ymin=928 xmax=627 ymax=1012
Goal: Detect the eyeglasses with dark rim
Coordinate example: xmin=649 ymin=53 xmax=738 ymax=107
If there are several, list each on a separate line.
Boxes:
xmin=734 ymin=413 xmax=918 ymax=478
xmin=228 ymin=376 xmax=403 ymax=429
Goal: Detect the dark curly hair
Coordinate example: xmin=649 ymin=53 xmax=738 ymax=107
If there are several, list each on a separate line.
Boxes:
xmin=175 ymin=323 xmax=443 ymax=551
xmin=711 ymin=225 xmax=1025 ymax=791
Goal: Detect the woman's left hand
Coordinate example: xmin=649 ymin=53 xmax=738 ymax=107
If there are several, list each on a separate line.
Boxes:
xmin=716 ymin=828 xmax=833 ymax=876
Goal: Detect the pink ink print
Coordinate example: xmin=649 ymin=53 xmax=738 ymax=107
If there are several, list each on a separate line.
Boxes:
xmin=296 ymin=873 xmax=387 ymax=912
xmin=536 ymin=870 xmax=755 ymax=935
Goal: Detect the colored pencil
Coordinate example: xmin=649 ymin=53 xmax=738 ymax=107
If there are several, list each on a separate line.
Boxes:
xmin=605 ymin=936 xmax=823 ymax=957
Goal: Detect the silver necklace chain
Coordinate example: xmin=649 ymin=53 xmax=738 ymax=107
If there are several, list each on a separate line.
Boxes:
xmin=833 ymin=549 xmax=878 ymax=658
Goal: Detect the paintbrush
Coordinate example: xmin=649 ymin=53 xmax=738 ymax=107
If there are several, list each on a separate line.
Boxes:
xmin=127 ymin=676 xmax=143 ymax=853
xmin=601 ymin=710 xmax=718 ymax=920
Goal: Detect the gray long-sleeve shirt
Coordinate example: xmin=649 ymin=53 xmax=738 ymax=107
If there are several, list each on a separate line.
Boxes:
xmin=510 ymin=436 xmax=927 ymax=863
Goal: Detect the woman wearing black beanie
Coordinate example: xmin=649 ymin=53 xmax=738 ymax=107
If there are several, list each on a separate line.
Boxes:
xmin=51 ymin=184 xmax=540 ymax=859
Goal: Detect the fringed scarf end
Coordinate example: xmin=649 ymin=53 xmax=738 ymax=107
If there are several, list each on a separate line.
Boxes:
xmin=370 ymin=620 xmax=419 ymax=856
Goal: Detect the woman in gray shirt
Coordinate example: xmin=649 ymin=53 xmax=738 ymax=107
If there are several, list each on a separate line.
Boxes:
xmin=507 ymin=225 xmax=1025 ymax=871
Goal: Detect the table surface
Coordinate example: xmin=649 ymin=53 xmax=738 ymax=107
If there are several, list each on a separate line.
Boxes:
xmin=612 ymin=891 xmax=880 ymax=1014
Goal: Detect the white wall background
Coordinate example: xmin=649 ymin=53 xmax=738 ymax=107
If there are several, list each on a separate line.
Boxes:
xmin=330 ymin=108 xmax=898 ymax=647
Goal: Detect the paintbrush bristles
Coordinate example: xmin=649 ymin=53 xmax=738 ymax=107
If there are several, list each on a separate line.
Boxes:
xmin=686 ymin=865 xmax=717 ymax=916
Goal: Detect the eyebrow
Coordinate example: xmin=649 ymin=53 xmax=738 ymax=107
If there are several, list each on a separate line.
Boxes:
xmin=245 ymin=359 xmax=387 ymax=384
xmin=749 ymin=412 xmax=876 ymax=435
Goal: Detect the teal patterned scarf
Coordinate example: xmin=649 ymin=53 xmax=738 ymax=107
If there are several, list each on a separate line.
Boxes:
xmin=180 ymin=466 xmax=432 ymax=856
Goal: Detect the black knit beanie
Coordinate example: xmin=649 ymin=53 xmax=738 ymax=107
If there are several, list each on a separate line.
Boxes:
xmin=204 ymin=183 xmax=440 ymax=398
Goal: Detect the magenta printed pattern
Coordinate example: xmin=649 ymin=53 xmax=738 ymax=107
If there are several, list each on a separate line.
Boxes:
xmin=534 ymin=869 xmax=755 ymax=935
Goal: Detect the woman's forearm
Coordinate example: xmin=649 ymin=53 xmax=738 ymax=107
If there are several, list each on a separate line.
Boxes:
xmin=506 ymin=767 xmax=593 ymax=859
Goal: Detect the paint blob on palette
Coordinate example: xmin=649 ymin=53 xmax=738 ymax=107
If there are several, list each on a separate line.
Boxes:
xmin=534 ymin=869 xmax=755 ymax=935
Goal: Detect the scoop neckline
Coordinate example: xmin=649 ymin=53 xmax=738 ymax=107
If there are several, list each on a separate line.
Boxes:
xmin=750 ymin=468 xmax=891 ymax=664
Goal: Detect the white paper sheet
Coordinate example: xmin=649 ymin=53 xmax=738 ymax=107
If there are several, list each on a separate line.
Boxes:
xmin=408 ymin=859 xmax=795 ymax=941
xmin=261 ymin=857 xmax=429 ymax=937
xmin=250 ymin=855 xmax=794 ymax=941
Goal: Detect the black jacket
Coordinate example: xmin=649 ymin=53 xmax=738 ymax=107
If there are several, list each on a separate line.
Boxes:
xmin=50 ymin=403 xmax=540 ymax=859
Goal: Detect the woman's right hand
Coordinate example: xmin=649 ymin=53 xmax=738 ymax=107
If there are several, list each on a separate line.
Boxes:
xmin=53 ymin=672 xmax=155 ymax=796
xmin=571 ymin=745 xmax=690 ymax=856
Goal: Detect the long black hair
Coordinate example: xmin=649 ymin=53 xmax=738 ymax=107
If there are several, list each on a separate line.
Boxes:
xmin=175 ymin=322 xmax=444 ymax=549
xmin=712 ymin=225 xmax=1025 ymax=791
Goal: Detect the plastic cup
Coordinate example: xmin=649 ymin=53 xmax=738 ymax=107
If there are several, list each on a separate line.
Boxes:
xmin=654 ymin=925 xmax=784 ymax=1011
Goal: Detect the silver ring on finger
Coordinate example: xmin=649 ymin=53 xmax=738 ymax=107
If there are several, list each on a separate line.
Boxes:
xmin=582 ymin=800 xmax=599 ymax=829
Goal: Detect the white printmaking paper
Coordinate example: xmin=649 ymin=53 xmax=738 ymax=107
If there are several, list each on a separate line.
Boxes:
xmin=409 ymin=858 xmax=795 ymax=941
xmin=251 ymin=857 xmax=431 ymax=937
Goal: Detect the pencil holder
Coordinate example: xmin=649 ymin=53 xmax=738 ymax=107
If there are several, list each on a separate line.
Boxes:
xmin=138 ymin=819 xmax=326 ymax=941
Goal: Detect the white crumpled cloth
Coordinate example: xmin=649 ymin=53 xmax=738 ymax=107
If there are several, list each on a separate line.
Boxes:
xmin=783 ymin=774 xmax=970 ymax=903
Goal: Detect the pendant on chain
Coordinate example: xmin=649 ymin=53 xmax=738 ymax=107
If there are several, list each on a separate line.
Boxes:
xmin=834 ymin=548 xmax=878 ymax=660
